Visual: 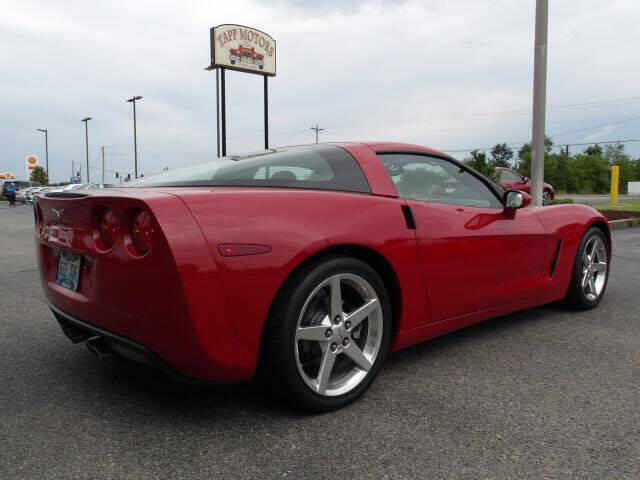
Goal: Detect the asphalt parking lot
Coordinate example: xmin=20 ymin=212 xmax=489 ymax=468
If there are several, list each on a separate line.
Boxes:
xmin=1 ymin=203 xmax=639 ymax=479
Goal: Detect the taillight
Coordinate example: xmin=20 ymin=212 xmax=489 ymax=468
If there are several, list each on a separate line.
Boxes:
xmin=98 ymin=210 xmax=119 ymax=249
xmin=129 ymin=210 xmax=154 ymax=256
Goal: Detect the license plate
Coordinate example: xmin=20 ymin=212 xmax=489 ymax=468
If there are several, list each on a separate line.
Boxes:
xmin=56 ymin=251 xmax=82 ymax=291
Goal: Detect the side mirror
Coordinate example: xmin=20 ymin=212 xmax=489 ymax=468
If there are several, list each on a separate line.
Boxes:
xmin=503 ymin=190 xmax=531 ymax=216
xmin=522 ymin=176 xmax=530 ymax=183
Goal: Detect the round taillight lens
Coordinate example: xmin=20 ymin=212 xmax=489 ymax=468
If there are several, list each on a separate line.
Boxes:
xmin=130 ymin=210 xmax=154 ymax=255
xmin=98 ymin=210 xmax=119 ymax=249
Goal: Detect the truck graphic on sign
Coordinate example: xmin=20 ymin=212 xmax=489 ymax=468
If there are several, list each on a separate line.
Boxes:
xmin=229 ymin=45 xmax=264 ymax=70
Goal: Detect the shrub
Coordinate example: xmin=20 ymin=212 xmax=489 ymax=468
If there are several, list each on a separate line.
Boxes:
xmin=546 ymin=197 xmax=574 ymax=205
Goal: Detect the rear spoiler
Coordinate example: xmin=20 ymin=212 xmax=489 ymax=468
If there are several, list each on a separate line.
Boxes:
xmin=44 ymin=192 xmax=90 ymax=199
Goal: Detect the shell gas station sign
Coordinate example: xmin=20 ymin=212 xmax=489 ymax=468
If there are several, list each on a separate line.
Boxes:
xmin=25 ymin=154 xmax=39 ymax=179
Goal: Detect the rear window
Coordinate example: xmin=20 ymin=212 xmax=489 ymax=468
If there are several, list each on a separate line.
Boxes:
xmin=131 ymin=145 xmax=370 ymax=193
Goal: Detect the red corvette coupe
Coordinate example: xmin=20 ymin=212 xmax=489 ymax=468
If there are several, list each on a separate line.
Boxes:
xmin=496 ymin=166 xmax=555 ymax=203
xmin=35 ymin=142 xmax=610 ymax=411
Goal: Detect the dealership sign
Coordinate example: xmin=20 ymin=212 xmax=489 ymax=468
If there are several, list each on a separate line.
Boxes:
xmin=25 ymin=154 xmax=39 ymax=179
xmin=210 ymin=24 xmax=276 ymax=76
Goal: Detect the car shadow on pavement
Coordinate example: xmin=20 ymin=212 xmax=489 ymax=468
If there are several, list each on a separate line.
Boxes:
xmin=82 ymin=352 xmax=299 ymax=417
xmin=68 ymin=304 xmax=561 ymax=419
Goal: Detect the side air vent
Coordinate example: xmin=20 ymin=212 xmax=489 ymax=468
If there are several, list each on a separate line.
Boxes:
xmin=401 ymin=204 xmax=416 ymax=230
xmin=549 ymin=239 xmax=562 ymax=277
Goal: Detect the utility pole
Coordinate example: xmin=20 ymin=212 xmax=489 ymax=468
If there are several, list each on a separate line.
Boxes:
xmin=101 ymin=146 xmax=105 ymax=182
xmin=37 ymin=129 xmax=49 ymax=179
xmin=310 ymin=124 xmax=324 ymax=143
xmin=530 ymin=0 xmax=548 ymax=206
xmin=81 ymin=117 xmax=92 ymax=182
xmin=126 ymin=96 xmax=142 ymax=178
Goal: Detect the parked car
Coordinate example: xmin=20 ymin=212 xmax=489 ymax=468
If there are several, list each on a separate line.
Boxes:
xmin=496 ymin=167 xmax=555 ymax=203
xmin=47 ymin=183 xmax=114 ymax=194
xmin=16 ymin=187 xmax=39 ymax=204
xmin=36 ymin=143 xmax=609 ymax=411
xmin=30 ymin=187 xmax=55 ymax=201
xmin=2 ymin=180 xmax=41 ymax=198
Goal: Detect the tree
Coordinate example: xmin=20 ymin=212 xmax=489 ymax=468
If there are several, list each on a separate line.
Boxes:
xmin=517 ymin=135 xmax=554 ymax=178
xmin=30 ymin=166 xmax=49 ymax=185
xmin=584 ymin=144 xmax=603 ymax=157
xmin=604 ymin=143 xmax=634 ymax=194
xmin=490 ymin=143 xmax=514 ymax=167
xmin=463 ymin=149 xmax=499 ymax=183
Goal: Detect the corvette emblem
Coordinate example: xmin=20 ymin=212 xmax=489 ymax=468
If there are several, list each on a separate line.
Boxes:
xmin=51 ymin=208 xmax=65 ymax=223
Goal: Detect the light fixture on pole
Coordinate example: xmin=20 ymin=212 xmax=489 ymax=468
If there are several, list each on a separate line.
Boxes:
xmin=81 ymin=117 xmax=92 ymax=182
xmin=126 ymin=96 xmax=143 ymax=178
xmin=37 ymin=129 xmax=49 ymax=178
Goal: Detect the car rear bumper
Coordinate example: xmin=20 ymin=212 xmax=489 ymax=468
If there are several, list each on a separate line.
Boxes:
xmin=49 ymin=301 xmax=204 ymax=384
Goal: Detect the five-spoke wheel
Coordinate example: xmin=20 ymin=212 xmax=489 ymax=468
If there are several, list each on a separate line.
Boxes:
xmin=263 ymin=256 xmax=391 ymax=411
xmin=566 ymin=227 xmax=610 ymax=309
xmin=295 ymin=273 xmax=383 ymax=396
xmin=580 ymin=236 xmax=608 ymax=301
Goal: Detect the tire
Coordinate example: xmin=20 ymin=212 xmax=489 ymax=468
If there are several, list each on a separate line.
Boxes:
xmin=260 ymin=256 xmax=392 ymax=412
xmin=564 ymin=227 xmax=610 ymax=310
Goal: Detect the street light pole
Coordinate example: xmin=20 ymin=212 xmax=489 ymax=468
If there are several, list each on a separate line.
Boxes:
xmin=81 ymin=117 xmax=92 ymax=182
xmin=530 ymin=0 xmax=548 ymax=206
xmin=126 ymin=96 xmax=143 ymax=178
xmin=37 ymin=129 xmax=49 ymax=179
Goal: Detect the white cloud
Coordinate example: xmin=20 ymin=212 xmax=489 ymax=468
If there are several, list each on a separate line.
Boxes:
xmin=582 ymin=124 xmax=615 ymax=142
xmin=1 ymin=0 xmax=639 ymax=182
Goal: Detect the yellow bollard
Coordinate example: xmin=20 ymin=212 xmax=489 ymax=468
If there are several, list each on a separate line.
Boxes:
xmin=610 ymin=165 xmax=620 ymax=205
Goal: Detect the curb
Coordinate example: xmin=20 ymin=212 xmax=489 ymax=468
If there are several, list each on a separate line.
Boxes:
xmin=609 ymin=218 xmax=640 ymax=230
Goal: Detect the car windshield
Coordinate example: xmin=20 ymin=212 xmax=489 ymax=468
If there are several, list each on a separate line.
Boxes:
xmin=129 ymin=145 xmax=370 ymax=193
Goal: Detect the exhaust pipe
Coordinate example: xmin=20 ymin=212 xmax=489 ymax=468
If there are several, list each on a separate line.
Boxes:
xmin=85 ymin=337 xmax=111 ymax=356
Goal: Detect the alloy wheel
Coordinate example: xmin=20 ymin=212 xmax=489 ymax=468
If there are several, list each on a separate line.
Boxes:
xmin=581 ymin=236 xmax=608 ymax=301
xmin=294 ymin=273 xmax=384 ymax=397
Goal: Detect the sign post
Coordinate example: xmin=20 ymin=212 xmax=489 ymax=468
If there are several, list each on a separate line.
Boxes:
xmin=25 ymin=154 xmax=39 ymax=180
xmin=206 ymin=24 xmax=277 ymax=157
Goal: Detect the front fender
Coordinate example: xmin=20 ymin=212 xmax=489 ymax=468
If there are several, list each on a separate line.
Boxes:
xmin=533 ymin=204 xmax=609 ymax=304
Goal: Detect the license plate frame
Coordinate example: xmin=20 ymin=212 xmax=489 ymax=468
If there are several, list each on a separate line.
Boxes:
xmin=56 ymin=251 xmax=82 ymax=291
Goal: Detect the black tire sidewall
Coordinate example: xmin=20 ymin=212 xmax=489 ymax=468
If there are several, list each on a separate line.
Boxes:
xmin=274 ymin=256 xmax=392 ymax=412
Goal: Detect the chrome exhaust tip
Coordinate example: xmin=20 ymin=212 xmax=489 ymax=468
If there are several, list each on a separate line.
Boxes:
xmin=85 ymin=337 xmax=110 ymax=356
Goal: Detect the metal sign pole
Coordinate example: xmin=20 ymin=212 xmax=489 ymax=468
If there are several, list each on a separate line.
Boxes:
xmin=221 ymin=68 xmax=227 ymax=157
xmin=264 ymin=75 xmax=269 ymax=150
xmin=216 ymin=68 xmax=221 ymax=158
xmin=530 ymin=0 xmax=548 ymax=206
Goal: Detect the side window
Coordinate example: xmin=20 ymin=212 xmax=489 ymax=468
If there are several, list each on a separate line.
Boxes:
xmin=379 ymin=154 xmax=502 ymax=209
xmin=253 ymin=166 xmax=317 ymax=181
xmin=499 ymin=170 xmax=522 ymax=182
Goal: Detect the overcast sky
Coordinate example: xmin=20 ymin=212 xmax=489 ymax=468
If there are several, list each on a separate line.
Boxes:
xmin=1 ymin=0 xmax=639 ymax=183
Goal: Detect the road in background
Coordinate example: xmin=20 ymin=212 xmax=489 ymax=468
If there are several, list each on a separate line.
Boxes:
xmin=565 ymin=194 xmax=634 ymax=204
xmin=1 ymin=206 xmax=639 ymax=479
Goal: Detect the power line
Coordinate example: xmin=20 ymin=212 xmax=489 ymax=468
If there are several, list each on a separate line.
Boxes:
xmin=337 ymin=95 xmax=640 ymax=130
xmin=442 ymin=112 xmax=640 ymax=153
